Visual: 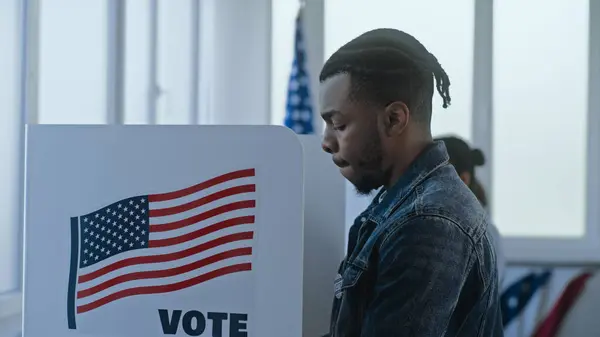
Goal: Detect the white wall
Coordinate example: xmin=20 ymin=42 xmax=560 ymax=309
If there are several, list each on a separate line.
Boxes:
xmin=203 ymin=0 xmax=271 ymax=125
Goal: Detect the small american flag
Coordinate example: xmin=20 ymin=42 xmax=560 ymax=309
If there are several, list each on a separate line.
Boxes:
xmin=501 ymin=270 xmax=552 ymax=327
xmin=284 ymin=6 xmax=314 ymax=134
xmin=67 ymin=168 xmax=256 ymax=329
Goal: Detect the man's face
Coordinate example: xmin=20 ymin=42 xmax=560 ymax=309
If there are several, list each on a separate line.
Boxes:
xmin=319 ymin=73 xmax=387 ymax=195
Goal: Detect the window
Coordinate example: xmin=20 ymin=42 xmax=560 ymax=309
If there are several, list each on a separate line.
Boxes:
xmin=324 ymin=0 xmax=475 ymax=141
xmin=38 ymin=0 xmax=108 ymax=124
xmin=492 ymin=0 xmax=589 ymax=238
xmin=0 ymin=0 xmax=21 ymax=294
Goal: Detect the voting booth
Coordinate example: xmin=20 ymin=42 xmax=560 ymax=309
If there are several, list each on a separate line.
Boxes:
xmin=297 ymin=136 xmax=346 ymax=337
xmin=23 ymin=125 xmax=347 ymax=337
xmin=24 ymin=125 xmax=306 ymax=337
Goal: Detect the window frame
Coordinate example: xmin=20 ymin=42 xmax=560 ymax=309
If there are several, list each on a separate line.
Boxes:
xmin=471 ymin=0 xmax=600 ymax=264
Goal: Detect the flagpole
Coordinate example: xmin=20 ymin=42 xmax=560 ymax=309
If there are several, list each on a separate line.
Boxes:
xmin=67 ymin=217 xmax=80 ymax=329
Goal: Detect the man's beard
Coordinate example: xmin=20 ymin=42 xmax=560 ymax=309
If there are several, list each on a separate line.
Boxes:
xmin=352 ymin=174 xmax=384 ymax=195
xmin=350 ymin=135 xmax=387 ymax=195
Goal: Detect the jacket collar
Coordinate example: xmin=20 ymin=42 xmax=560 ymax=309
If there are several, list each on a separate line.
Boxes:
xmin=369 ymin=140 xmax=450 ymax=223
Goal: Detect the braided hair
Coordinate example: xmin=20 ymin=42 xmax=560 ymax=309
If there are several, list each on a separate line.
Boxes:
xmin=320 ymin=28 xmax=451 ymax=124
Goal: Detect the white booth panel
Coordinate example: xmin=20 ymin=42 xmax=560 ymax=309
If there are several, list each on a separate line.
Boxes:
xmin=24 ymin=125 xmax=304 ymax=337
xmin=299 ymin=136 xmax=346 ymax=337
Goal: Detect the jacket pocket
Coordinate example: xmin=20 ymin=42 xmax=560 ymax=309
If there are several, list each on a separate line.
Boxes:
xmin=332 ymin=262 xmax=367 ymax=337
xmin=340 ymin=262 xmax=365 ymax=292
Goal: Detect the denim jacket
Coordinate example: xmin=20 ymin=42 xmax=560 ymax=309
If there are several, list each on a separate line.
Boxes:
xmin=326 ymin=142 xmax=503 ymax=337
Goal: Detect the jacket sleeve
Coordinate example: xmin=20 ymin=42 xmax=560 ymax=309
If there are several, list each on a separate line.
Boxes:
xmin=486 ymin=222 xmax=506 ymax=284
xmin=360 ymin=215 xmax=475 ymax=336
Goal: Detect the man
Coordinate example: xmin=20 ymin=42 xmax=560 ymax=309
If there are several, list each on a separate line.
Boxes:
xmin=319 ymin=29 xmax=503 ymax=336
xmin=435 ymin=135 xmax=506 ymax=284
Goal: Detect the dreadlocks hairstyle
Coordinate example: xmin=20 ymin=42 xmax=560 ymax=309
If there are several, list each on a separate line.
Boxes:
xmin=319 ymin=28 xmax=451 ymax=124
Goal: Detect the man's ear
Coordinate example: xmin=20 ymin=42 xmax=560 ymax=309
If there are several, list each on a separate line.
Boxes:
xmin=381 ymin=101 xmax=409 ymax=136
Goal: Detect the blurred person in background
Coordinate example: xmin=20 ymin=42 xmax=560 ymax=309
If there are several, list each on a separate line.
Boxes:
xmin=435 ymin=135 xmax=506 ymax=284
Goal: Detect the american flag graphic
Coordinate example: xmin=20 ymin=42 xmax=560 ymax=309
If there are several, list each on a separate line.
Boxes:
xmin=67 ymin=168 xmax=256 ymax=329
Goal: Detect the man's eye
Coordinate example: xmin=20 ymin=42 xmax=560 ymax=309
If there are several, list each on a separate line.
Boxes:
xmin=333 ymin=124 xmax=346 ymax=131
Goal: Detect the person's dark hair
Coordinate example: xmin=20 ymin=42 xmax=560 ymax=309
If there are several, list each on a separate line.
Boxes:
xmin=435 ymin=135 xmax=485 ymax=175
xmin=319 ymin=28 xmax=451 ymax=124
xmin=470 ymin=178 xmax=488 ymax=207
xmin=435 ymin=135 xmax=487 ymax=205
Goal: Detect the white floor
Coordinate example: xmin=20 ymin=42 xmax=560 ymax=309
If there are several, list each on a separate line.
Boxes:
xmin=0 ymin=314 xmax=21 ymax=337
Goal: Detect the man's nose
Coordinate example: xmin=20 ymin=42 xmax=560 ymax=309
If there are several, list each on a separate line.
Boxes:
xmin=321 ymin=131 xmax=338 ymax=154
xmin=322 ymin=142 xmax=333 ymax=154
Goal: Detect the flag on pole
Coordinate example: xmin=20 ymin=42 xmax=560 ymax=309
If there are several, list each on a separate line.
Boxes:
xmin=284 ymin=7 xmax=314 ymax=134
xmin=532 ymin=272 xmax=593 ymax=337
xmin=500 ymin=270 xmax=552 ymax=327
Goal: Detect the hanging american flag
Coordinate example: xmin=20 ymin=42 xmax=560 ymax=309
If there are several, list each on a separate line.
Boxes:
xmin=501 ymin=270 xmax=552 ymax=327
xmin=532 ymin=272 xmax=593 ymax=337
xmin=284 ymin=6 xmax=314 ymax=134
xmin=67 ymin=169 xmax=256 ymax=329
